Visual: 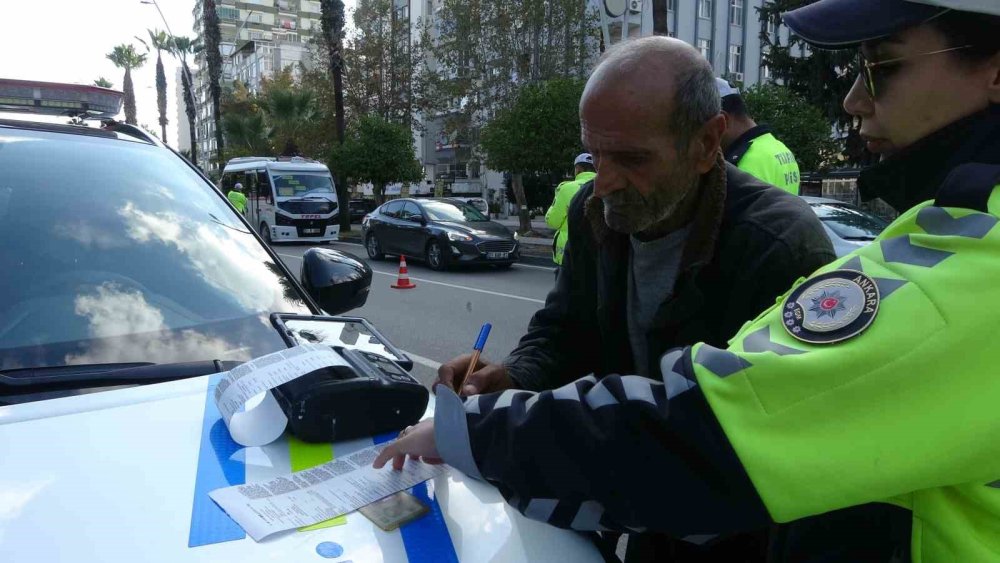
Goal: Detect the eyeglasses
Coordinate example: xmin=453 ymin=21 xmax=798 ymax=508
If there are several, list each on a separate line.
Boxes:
xmin=857 ymin=45 xmax=972 ymax=99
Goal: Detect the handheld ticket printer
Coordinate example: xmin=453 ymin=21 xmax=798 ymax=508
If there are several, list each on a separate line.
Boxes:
xmin=271 ymin=314 xmax=429 ymax=443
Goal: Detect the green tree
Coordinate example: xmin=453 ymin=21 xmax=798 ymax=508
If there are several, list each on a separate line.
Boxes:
xmin=264 ymin=86 xmax=316 ymax=157
xmin=168 ymin=36 xmax=201 ymax=166
xmin=221 ymin=81 xmax=270 ymax=158
xmin=742 ymin=83 xmax=838 ymax=171
xmin=319 ymin=0 xmax=350 ymax=230
xmin=144 ymin=29 xmax=172 ymax=145
xmin=343 ymin=0 xmax=425 ymax=125
xmin=421 ymin=0 xmax=597 ymax=133
xmin=297 ymin=64 xmax=344 ymax=159
xmin=222 ymin=112 xmax=271 ymax=157
xmin=758 ymin=0 xmax=872 ymax=165
xmin=94 ymin=77 xmax=113 ymax=88
xmin=203 ymin=0 xmax=225 ymax=164
xmin=480 ymin=78 xmax=586 ymax=233
xmin=106 ymin=44 xmax=147 ymax=125
xmin=328 ymin=115 xmax=424 ymax=204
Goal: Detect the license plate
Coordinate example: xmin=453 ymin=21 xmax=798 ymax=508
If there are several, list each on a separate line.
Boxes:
xmin=304 ymin=228 xmax=321 ymax=234
xmin=487 ymin=251 xmax=509 ymax=259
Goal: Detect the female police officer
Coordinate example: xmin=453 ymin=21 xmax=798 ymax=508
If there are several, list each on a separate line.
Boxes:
xmin=375 ymin=1 xmax=1000 ymax=560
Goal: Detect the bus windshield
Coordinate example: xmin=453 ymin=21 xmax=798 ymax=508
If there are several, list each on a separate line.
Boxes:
xmin=271 ymin=173 xmax=336 ymax=199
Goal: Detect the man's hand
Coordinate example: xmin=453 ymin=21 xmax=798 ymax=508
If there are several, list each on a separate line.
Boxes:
xmin=436 ymin=354 xmax=515 ymax=396
xmin=372 ymin=420 xmax=441 ymax=470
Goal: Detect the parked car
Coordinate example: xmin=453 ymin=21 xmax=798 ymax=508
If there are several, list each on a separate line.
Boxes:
xmin=349 ymin=199 xmax=377 ymax=223
xmin=803 ymin=196 xmax=890 ymax=257
xmin=363 ymin=198 xmax=519 ymax=270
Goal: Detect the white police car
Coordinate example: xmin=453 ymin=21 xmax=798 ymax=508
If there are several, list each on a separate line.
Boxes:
xmin=0 ymin=79 xmax=601 ymax=562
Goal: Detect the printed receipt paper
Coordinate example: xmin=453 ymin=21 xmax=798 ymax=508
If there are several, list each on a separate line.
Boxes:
xmin=208 ymin=343 xmax=446 ymax=541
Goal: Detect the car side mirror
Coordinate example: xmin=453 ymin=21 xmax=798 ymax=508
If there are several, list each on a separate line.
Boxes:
xmin=299 ymin=248 xmax=372 ymax=315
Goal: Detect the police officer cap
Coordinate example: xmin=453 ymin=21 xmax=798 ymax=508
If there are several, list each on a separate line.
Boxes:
xmin=715 ymin=78 xmax=740 ymax=99
xmin=784 ymin=0 xmax=1000 ymax=48
xmin=574 ymin=153 xmax=594 ymax=166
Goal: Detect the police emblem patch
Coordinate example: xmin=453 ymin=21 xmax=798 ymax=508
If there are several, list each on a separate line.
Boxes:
xmin=781 ymin=270 xmax=879 ymax=344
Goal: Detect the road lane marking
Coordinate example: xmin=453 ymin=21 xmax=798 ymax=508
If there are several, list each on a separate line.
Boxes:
xmin=513 ymin=263 xmax=556 ymax=272
xmin=368 ymin=270 xmax=545 ymax=304
xmin=278 ymin=253 xmax=546 ymax=304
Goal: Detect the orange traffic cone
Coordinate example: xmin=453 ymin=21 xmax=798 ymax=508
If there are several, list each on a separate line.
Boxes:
xmin=391 ymin=255 xmax=417 ymax=289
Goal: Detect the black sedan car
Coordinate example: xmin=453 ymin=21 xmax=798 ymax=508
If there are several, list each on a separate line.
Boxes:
xmin=362 ymin=198 xmax=519 ymax=270
xmin=349 ymin=199 xmax=377 ymax=223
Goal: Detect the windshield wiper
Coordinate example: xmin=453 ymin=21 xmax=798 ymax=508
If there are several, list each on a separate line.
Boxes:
xmin=0 ymin=360 xmax=241 ymax=397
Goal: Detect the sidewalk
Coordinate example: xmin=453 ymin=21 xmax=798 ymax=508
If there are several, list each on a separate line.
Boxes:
xmin=492 ymin=217 xmax=554 ymax=239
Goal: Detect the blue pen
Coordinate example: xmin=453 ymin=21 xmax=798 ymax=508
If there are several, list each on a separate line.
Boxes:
xmin=459 ymin=322 xmax=492 ymax=392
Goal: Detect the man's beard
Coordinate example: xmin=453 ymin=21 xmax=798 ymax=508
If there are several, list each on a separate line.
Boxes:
xmin=602 ymin=171 xmax=698 ymax=235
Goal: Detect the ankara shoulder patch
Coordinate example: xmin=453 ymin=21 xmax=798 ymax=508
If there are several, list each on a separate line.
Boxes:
xmin=781 ymin=270 xmax=880 ymax=344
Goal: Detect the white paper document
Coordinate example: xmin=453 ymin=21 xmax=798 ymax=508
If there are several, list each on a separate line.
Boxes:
xmin=209 ymin=443 xmax=447 ymax=541
xmin=214 ymin=343 xmax=349 ymax=446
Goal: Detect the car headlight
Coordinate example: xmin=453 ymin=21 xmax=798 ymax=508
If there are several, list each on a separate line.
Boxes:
xmin=513 ymin=231 xmax=519 ymax=241
xmin=447 ymin=231 xmax=473 ymax=242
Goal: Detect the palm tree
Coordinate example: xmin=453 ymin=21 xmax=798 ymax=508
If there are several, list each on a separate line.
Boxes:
xmin=94 ymin=77 xmax=114 ymax=88
xmin=203 ymin=0 xmax=225 ymax=165
xmin=106 ymin=44 xmax=147 ymax=125
xmin=169 ymin=36 xmax=200 ymax=167
xmin=264 ymin=88 xmax=315 ymax=156
xmin=223 ymin=112 xmax=270 ymax=155
xmin=319 ymin=0 xmax=349 ymax=231
xmin=146 ymin=29 xmax=172 ymax=145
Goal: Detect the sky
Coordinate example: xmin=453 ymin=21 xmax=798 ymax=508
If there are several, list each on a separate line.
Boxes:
xmin=0 ymin=0 xmax=357 ymax=147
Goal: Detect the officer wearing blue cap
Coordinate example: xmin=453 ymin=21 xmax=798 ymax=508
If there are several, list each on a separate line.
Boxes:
xmin=378 ymin=3 xmax=999 ymax=561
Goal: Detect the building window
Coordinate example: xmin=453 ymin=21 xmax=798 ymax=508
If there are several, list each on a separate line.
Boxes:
xmin=762 ymin=64 xmax=772 ymax=81
xmin=729 ymin=44 xmax=743 ymax=73
xmin=767 ymin=16 xmax=778 ymax=36
xmin=668 ymin=0 xmax=676 ymax=12
xmin=218 ymin=6 xmax=239 ymax=21
xmin=698 ymin=0 xmax=712 ymax=19
xmin=730 ymin=0 xmax=744 ymax=26
xmin=698 ymin=38 xmax=712 ymax=62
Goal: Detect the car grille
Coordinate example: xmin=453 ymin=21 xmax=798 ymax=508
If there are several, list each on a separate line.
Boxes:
xmin=477 ymin=240 xmax=516 ymax=253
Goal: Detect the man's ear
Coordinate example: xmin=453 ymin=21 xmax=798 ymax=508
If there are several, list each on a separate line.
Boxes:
xmin=986 ymin=51 xmax=1000 ymax=105
xmin=691 ymin=113 xmax=726 ymax=174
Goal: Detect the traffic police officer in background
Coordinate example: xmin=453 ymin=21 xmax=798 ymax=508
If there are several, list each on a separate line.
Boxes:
xmin=376 ymin=1 xmax=1000 ymax=561
xmin=717 ymin=78 xmax=801 ymax=194
xmin=228 ymin=182 xmax=247 ymax=214
xmin=545 ymin=153 xmax=596 ymax=266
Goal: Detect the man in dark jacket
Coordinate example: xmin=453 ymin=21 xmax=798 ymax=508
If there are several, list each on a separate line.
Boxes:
xmin=435 ymin=37 xmax=835 ymax=560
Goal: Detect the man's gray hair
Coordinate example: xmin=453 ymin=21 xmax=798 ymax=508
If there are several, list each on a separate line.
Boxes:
xmin=669 ymin=61 xmax=721 ymax=152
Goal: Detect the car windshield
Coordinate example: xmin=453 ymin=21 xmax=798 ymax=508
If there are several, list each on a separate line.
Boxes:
xmin=423 ymin=200 xmax=489 ymax=222
xmin=811 ymin=203 xmax=888 ymax=240
xmin=272 ymin=173 xmax=335 ymax=199
xmin=0 ymin=127 xmax=311 ymax=372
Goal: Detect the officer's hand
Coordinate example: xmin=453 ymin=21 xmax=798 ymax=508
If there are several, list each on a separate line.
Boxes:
xmin=436 ymin=354 xmax=514 ymax=396
xmin=372 ymin=420 xmax=441 ymax=471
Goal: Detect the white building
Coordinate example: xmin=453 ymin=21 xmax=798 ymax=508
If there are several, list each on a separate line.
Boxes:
xmin=596 ymin=0 xmax=798 ymax=84
xmin=191 ymin=0 xmax=323 ymax=172
xmin=175 ymin=67 xmax=192 ymax=154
